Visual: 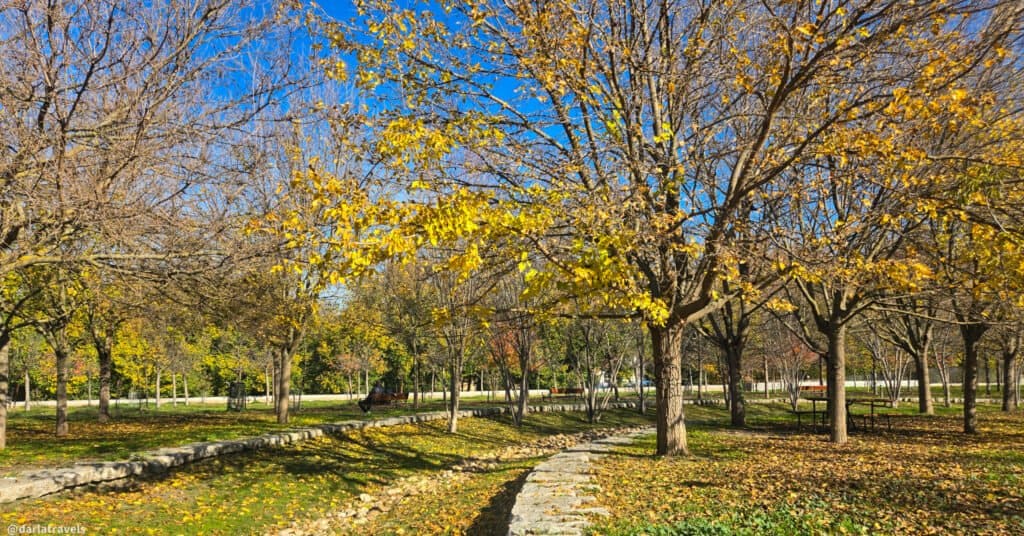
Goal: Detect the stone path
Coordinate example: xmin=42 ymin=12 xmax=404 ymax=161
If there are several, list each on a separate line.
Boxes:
xmin=271 ymin=425 xmax=650 ymax=536
xmin=507 ymin=427 xmax=654 ymax=535
xmin=0 ymin=402 xmax=637 ymax=504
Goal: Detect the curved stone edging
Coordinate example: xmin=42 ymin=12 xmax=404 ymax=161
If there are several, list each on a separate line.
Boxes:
xmin=507 ymin=426 xmax=654 ymax=535
xmin=0 ymin=401 xmax=639 ymax=504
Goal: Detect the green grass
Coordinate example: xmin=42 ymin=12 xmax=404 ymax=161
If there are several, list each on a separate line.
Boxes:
xmin=3 ymin=386 xmax=1008 ymax=474
xmin=0 ymin=408 xmax=655 ymax=535
xmin=0 ymin=398 xmax=500 ymax=474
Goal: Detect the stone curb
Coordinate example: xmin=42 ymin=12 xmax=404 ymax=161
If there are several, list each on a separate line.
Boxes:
xmin=0 ymin=401 xmax=638 ymax=504
xmin=507 ymin=426 xmax=654 ymax=535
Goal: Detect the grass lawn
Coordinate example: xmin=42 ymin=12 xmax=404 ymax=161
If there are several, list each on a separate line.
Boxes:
xmin=6 ymin=395 xmax=1021 ymax=535
xmin=0 ymin=408 xmax=654 ymax=535
xmin=0 ymin=398 xmax=505 ymax=474
xmin=588 ymin=404 xmax=1024 ymax=535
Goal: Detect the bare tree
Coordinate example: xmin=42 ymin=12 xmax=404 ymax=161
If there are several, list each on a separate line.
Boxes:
xmin=932 ymin=323 xmax=960 ymax=408
xmin=759 ymin=318 xmax=819 ymax=411
xmin=0 ymin=0 xmax=304 ymax=445
xmin=488 ymin=273 xmax=540 ymax=426
xmin=993 ymin=321 xmax=1021 ymax=411
xmin=873 ymin=298 xmax=938 ymax=414
xmin=860 ymin=331 xmax=912 ymax=407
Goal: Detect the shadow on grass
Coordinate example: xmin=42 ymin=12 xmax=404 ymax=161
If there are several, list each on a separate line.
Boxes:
xmin=466 ymin=467 xmax=531 ymax=536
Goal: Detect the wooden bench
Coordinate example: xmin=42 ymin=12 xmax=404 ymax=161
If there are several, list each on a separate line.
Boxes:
xmin=359 ymin=392 xmax=409 ymax=412
xmin=792 ymin=386 xmax=827 ymax=431
xmin=368 ymin=392 xmax=409 ymax=406
xmin=542 ymin=387 xmax=585 ymax=402
xmin=799 ymin=385 xmax=827 ymax=395
xmin=848 ymin=398 xmax=894 ymax=432
xmin=789 ymin=408 xmax=825 ymax=431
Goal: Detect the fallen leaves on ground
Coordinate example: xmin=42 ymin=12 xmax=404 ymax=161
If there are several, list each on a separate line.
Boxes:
xmin=589 ymin=409 xmax=1024 ymax=535
xmin=0 ymin=409 xmax=654 ymax=535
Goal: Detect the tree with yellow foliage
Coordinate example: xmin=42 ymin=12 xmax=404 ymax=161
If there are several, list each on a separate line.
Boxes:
xmin=303 ymin=0 xmax=1019 ymax=453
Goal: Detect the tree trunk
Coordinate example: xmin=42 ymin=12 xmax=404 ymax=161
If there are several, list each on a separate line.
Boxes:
xmin=960 ymin=323 xmax=987 ymax=434
xmin=1002 ymin=344 xmax=1018 ymax=412
xmin=935 ymin=355 xmax=952 ymax=408
xmin=696 ymin=353 xmax=703 ymax=402
xmin=1011 ymin=362 xmax=1019 ymax=409
xmin=725 ymin=344 xmax=745 ymax=427
xmin=942 ymin=375 xmax=952 ymax=408
xmin=55 ymin=346 xmax=70 ymax=437
xmin=264 ymin=366 xmax=271 ymax=405
xmin=826 ymin=326 xmax=848 ymax=445
xmin=871 ymin=359 xmax=877 ymax=395
xmin=517 ymin=368 xmax=529 ymax=426
xmin=272 ymin=358 xmax=280 ymax=410
xmin=448 ymin=360 xmax=461 ymax=433
xmin=719 ymin=354 xmax=730 ymax=409
xmin=24 ymin=369 xmax=30 ymax=412
xmin=413 ymin=357 xmax=422 ymax=409
xmin=0 ymin=332 xmax=9 ymax=448
xmin=637 ymin=338 xmax=647 ymax=414
xmin=410 ymin=340 xmax=420 ymax=408
xmin=97 ymin=340 xmax=112 ymax=423
xmin=651 ymin=323 xmax=687 ymax=456
xmin=984 ymin=355 xmax=991 ymax=396
xmin=913 ymin=347 xmax=934 ymax=415
xmin=764 ymin=356 xmax=770 ymax=399
xmin=277 ymin=347 xmax=293 ymax=424
xmin=172 ymin=373 xmax=178 ymax=406
xmin=183 ymin=375 xmax=189 ymax=406
xmin=155 ymin=369 xmax=162 ymax=409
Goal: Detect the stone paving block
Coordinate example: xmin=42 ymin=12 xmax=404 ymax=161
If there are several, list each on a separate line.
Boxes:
xmin=508 ymin=426 xmax=654 ymax=536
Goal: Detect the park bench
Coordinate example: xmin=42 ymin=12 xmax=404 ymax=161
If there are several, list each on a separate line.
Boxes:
xmin=799 ymin=385 xmax=827 ymax=395
xmin=367 ymin=392 xmax=409 ymax=406
xmin=542 ymin=387 xmax=585 ymax=402
xmin=790 ymin=385 xmax=828 ymax=430
xmin=848 ymin=398 xmax=894 ymax=432
xmin=789 ymin=407 xmax=826 ymax=430
xmin=790 ymin=390 xmax=896 ymax=433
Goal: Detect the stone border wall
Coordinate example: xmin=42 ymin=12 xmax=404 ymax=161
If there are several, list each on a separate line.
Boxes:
xmin=507 ymin=427 xmax=653 ymax=535
xmin=0 ymin=401 xmax=638 ymax=504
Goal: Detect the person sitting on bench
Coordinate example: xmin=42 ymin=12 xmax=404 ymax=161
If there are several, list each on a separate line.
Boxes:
xmin=358 ymin=381 xmax=385 ymax=413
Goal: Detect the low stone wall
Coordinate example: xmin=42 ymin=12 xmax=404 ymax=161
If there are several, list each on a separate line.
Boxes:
xmin=507 ymin=427 xmax=653 ymax=535
xmin=0 ymin=401 xmax=639 ymax=504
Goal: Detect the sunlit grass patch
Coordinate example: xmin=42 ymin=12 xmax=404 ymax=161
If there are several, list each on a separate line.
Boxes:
xmin=589 ymin=405 xmax=1024 ymax=535
xmin=0 ymin=399 xmax=483 ymax=473
xmin=0 ymin=408 xmax=654 ymax=534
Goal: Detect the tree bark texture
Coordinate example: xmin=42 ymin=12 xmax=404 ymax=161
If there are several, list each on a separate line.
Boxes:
xmin=913 ymin=349 xmax=934 ymax=415
xmin=960 ymin=323 xmax=987 ymax=434
xmin=826 ymin=326 xmax=848 ymax=445
xmin=55 ymin=346 xmax=69 ymax=437
xmin=1001 ymin=332 xmax=1019 ymax=412
xmin=651 ymin=324 xmax=688 ymax=456
xmin=448 ymin=360 xmax=461 ymax=433
xmin=725 ymin=344 xmax=745 ymax=427
xmin=97 ymin=338 xmax=113 ymax=423
xmin=0 ymin=332 xmax=9 ymax=449
xmin=277 ymin=347 xmax=293 ymax=424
